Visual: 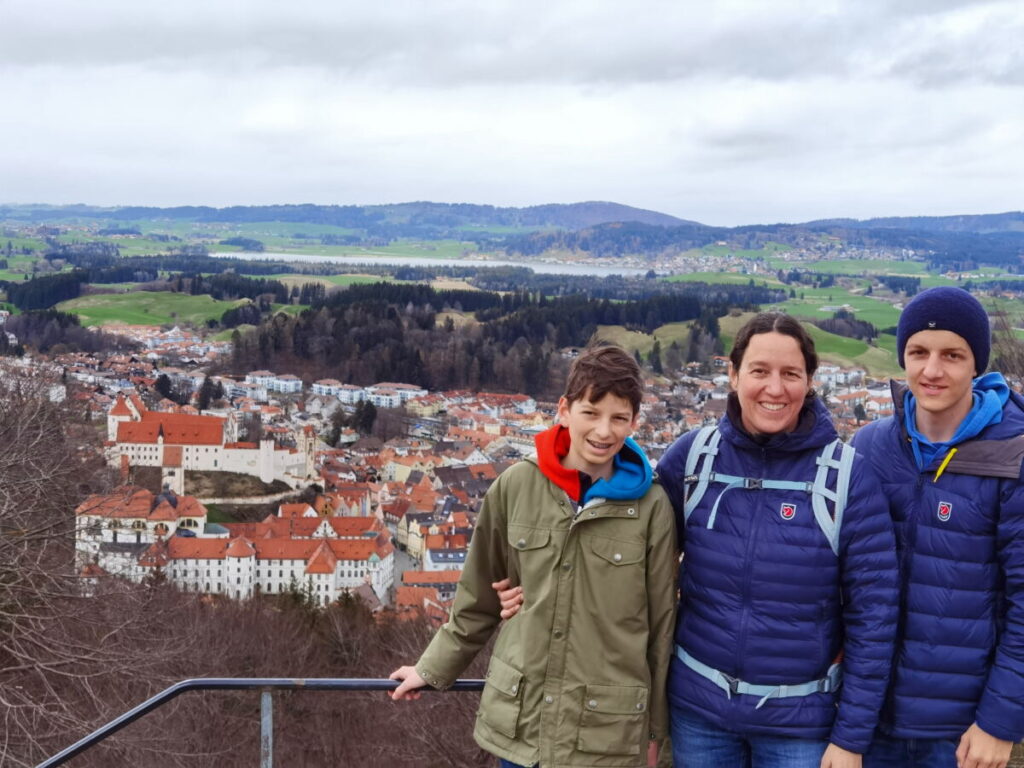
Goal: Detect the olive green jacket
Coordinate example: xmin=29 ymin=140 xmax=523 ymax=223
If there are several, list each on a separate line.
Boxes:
xmin=416 ymin=458 xmax=677 ymax=768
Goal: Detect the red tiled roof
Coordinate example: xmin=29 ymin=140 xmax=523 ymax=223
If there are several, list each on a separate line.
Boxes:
xmin=109 ymin=394 xmax=133 ymax=417
xmin=167 ymin=537 xmax=228 ymax=560
xmin=117 ymin=412 xmax=224 ymax=446
xmin=304 ymin=541 xmax=337 ymax=574
xmin=225 ymin=537 xmax=256 ymax=558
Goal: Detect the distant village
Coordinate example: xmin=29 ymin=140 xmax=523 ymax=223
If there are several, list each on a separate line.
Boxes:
xmin=2 ymin=322 xmax=904 ymax=624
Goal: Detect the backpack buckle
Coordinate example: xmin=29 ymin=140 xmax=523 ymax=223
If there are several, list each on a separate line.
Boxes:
xmin=722 ymin=673 xmax=740 ymax=695
xmin=743 ymin=478 xmax=762 ymax=490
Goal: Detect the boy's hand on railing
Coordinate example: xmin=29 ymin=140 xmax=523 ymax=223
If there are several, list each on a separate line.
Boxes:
xmin=492 ymin=578 xmax=524 ymax=620
xmin=388 ymin=666 xmax=427 ymax=701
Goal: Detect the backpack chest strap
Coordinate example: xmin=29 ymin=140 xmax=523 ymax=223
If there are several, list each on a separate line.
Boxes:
xmin=681 ymin=427 xmax=855 ymax=557
xmin=702 ymin=474 xmax=813 ymax=530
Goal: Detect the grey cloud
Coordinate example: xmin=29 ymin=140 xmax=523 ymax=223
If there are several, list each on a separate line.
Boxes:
xmin=2 ymin=0 xmax=1021 ymax=89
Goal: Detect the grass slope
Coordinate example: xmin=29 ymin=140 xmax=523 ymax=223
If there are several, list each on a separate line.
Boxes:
xmin=57 ymin=291 xmax=246 ymax=327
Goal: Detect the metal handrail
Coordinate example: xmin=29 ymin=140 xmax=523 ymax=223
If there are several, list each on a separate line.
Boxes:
xmin=38 ymin=677 xmax=485 ymax=768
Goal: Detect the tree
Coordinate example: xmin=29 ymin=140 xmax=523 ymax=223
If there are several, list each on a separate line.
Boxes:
xmin=196 ymin=377 xmax=215 ymax=412
xmin=853 ymin=403 xmax=867 ymax=425
xmin=649 ymin=340 xmax=663 ymax=375
xmin=154 ymin=373 xmax=173 ymax=400
xmin=354 ymin=400 xmax=378 ymax=434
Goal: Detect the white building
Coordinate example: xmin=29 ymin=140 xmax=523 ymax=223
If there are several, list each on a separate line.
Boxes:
xmin=76 ymin=488 xmax=395 ymax=606
xmin=105 ymin=393 xmax=315 ymax=490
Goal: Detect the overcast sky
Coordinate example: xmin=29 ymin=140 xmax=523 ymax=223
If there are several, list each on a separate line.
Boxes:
xmin=2 ymin=0 xmax=1022 ymax=226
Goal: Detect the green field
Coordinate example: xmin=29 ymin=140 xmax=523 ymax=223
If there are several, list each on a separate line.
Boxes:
xmin=765 ymin=258 xmax=931 ymax=276
xmin=0 ymin=254 xmax=45 ymax=282
xmin=768 ymin=287 xmax=902 ymax=328
xmin=662 ymin=271 xmax=784 ymax=287
xmin=265 ymin=273 xmax=386 ymax=288
xmin=57 ymin=291 xmax=246 ymax=327
xmin=718 ymin=311 xmax=902 ymax=378
xmin=592 ymin=322 xmax=693 ymax=356
xmin=701 ymin=242 xmax=791 ymax=260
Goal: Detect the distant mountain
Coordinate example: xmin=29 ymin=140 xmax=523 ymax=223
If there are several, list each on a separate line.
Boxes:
xmin=0 ymin=201 xmax=695 ymax=231
xmin=804 ymin=211 xmax=1024 ymax=234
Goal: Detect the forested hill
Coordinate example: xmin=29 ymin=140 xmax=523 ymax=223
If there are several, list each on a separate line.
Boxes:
xmin=805 ymin=211 xmax=1024 ymax=234
xmin=0 ymin=201 xmax=691 ymax=231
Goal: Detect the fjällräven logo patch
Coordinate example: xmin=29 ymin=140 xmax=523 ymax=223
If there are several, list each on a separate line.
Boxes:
xmin=937 ymin=501 xmax=952 ymax=522
xmin=780 ymin=503 xmax=797 ymax=520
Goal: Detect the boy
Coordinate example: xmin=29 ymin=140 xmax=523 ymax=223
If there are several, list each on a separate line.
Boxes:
xmin=852 ymin=287 xmax=1024 ymax=768
xmin=390 ymin=344 xmax=677 ymax=768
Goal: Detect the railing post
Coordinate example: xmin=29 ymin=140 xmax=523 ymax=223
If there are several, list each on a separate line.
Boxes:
xmin=260 ymin=688 xmax=273 ymax=768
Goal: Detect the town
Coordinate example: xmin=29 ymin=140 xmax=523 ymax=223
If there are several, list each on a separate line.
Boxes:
xmin=0 ymin=321 xmax=898 ymax=626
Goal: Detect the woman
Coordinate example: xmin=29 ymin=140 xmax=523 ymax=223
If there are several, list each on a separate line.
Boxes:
xmin=657 ymin=312 xmax=897 ymax=768
xmin=499 ymin=313 xmax=898 ymax=768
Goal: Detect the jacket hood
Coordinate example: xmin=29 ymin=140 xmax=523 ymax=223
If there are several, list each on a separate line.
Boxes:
xmin=720 ymin=392 xmax=838 ymax=454
xmin=533 ymin=424 xmax=652 ymax=503
xmin=890 ymin=374 xmax=1024 ymax=462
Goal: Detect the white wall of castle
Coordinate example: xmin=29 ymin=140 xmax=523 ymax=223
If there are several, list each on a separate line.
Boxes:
xmin=77 ymin=518 xmax=395 ymax=606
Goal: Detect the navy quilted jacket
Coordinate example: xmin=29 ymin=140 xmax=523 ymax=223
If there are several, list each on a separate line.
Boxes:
xmin=851 ymin=383 xmax=1024 ymax=742
xmin=658 ymin=396 xmax=898 ymax=753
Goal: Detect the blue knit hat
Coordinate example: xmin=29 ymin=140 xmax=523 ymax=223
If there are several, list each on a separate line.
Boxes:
xmin=896 ymin=286 xmax=990 ymax=373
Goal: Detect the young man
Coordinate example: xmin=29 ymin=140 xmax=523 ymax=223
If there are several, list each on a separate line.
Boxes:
xmin=390 ymin=345 xmax=677 ymax=768
xmin=852 ymin=287 xmax=1024 ymax=768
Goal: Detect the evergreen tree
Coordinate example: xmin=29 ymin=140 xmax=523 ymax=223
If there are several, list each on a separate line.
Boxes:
xmin=649 ymin=340 xmax=663 ymax=374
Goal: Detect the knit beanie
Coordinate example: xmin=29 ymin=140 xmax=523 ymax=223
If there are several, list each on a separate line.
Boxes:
xmin=896 ymin=286 xmax=990 ymax=373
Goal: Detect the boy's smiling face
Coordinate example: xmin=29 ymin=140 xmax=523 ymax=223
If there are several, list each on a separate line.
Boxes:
xmin=557 ymin=389 xmax=638 ymax=481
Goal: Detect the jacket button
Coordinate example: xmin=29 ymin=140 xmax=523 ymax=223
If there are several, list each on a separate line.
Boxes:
xmin=588 ymin=699 xmax=598 ymax=708
xmin=510 ymin=684 xmax=518 ymax=694
xmin=627 ymin=508 xmax=636 ymax=516
xmin=517 ymin=538 xmax=526 ymax=548
xmin=553 ymin=629 xmax=563 ymax=639
xmin=636 ymin=702 xmax=644 ymax=710
xmin=613 ymin=553 xmax=622 ymax=562
xmin=545 ymin=695 xmax=553 ymax=704
xmin=562 ymin=562 xmax=571 ymax=571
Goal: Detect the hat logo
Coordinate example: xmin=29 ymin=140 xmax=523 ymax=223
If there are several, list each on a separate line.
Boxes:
xmin=937 ymin=501 xmax=952 ymax=522
xmin=928 ymin=321 xmax=936 ymax=328
xmin=780 ymin=503 xmax=796 ymax=520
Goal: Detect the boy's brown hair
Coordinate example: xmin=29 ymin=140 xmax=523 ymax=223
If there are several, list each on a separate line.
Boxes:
xmin=563 ymin=343 xmax=644 ymax=415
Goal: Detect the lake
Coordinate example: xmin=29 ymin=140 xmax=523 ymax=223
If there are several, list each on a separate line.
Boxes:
xmin=211 ymin=251 xmax=651 ymax=277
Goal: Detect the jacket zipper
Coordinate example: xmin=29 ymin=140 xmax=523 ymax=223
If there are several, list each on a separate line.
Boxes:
xmin=734 ymin=447 xmax=767 ymax=681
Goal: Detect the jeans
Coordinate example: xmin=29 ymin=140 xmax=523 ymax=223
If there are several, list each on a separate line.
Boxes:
xmin=671 ymin=707 xmax=829 ymax=768
xmin=863 ymin=732 xmax=958 ymax=767
xmin=498 ymin=761 xmax=533 ymax=768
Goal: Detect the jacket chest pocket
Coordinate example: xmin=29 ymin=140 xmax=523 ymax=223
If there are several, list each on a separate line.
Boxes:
xmin=509 ymin=525 xmax=556 ymax=584
xmin=578 ymin=536 xmax=646 ymax=625
xmin=576 ymin=684 xmax=648 ymax=755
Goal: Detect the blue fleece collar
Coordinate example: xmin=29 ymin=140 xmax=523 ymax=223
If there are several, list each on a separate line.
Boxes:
xmin=903 ymin=371 xmax=1009 ymax=470
xmin=583 ymin=436 xmax=653 ymax=503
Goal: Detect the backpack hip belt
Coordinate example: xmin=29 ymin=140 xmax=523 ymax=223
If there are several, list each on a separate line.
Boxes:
xmin=675 ymin=645 xmax=842 ymax=709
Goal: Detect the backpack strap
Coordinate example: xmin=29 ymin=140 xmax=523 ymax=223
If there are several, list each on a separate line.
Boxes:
xmin=682 ymin=427 xmax=856 ymax=556
xmin=683 ymin=426 xmax=721 ymax=523
xmin=810 ymin=439 xmax=855 ymax=556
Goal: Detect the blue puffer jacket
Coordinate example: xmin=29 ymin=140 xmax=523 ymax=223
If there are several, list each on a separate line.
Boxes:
xmin=851 ymin=382 xmax=1024 ymax=742
xmin=658 ymin=396 xmax=898 ymax=753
